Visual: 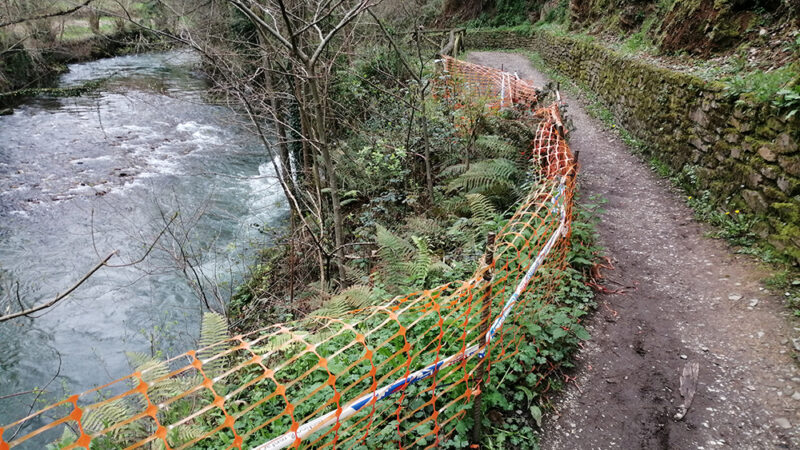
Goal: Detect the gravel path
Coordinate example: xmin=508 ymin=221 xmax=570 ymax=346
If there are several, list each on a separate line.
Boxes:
xmin=467 ymin=51 xmax=799 ymax=449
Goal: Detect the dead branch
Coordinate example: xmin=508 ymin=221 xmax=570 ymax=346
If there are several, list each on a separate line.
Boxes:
xmin=0 ymin=0 xmax=96 ymax=28
xmin=0 ymin=251 xmax=116 ymax=323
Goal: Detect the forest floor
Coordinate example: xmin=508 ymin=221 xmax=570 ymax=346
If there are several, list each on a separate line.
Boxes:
xmin=467 ymin=51 xmax=800 ymax=449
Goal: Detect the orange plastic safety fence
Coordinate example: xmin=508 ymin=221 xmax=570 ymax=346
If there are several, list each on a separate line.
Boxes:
xmin=439 ymin=56 xmax=541 ymax=109
xmin=1 ymin=59 xmax=576 ymax=450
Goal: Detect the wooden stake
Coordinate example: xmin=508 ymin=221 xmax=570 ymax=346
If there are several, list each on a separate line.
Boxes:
xmin=471 ymin=232 xmax=496 ymax=447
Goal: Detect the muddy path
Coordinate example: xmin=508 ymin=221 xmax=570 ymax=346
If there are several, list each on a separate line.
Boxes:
xmin=467 ymin=51 xmax=799 ymax=449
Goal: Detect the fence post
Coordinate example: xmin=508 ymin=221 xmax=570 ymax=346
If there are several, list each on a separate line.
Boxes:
xmin=470 ymin=232 xmax=496 ymax=448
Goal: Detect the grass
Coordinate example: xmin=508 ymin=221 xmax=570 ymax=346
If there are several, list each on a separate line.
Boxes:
xmin=618 ymin=16 xmax=657 ymax=55
xmin=58 ymin=18 xmax=117 ymax=42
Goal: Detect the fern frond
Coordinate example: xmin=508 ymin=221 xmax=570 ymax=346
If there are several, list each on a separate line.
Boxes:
xmin=313 ymin=298 xmax=352 ymax=318
xmin=83 ymin=399 xmax=143 ymax=439
xmin=198 ymin=312 xmax=230 ymax=378
xmin=447 ymin=159 xmax=519 ymax=194
xmin=167 ymin=424 xmax=205 ymax=447
xmin=198 ymin=313 xmax=228 ymax=349
xmin=474 ymin=135 xmax=518 ymax=159
xmin=408 ymin=237 xmax=432 ymax=287
xmin=376 ymin=225 xmax=414 ymax=257
xmin=440 ymin=163 xmax=468 ymax=178
xmin=335 ymin=285 xmax=375 ymax=310
xmin=405 ymin=217 xmax=444 ymax=237
xmin=125 ymin=352 xmax=193 ymax=405
xmin=375 ymin=224 xmax=415 ymax=290
xmin=341 ymin=264 xmax=369 ymax=286
xmin=466 ymin=193 xmax=499 ymax=222
xmin=429 ymin=260 xmax=452 ymax=275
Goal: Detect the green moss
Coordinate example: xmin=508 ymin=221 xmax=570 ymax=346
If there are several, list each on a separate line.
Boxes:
xmin=771 ymin=202 xmax=800 ymax=223
xmin=768 ymin=222 xmax=800 ymax=261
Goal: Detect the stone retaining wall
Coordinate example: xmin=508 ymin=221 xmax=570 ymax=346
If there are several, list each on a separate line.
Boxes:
xmin=465 ymin=29 xmax=800 ymax=260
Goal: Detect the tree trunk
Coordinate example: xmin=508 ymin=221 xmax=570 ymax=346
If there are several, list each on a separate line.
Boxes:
xmin=88 ymin=9 xmax=100 ymax=34
xmin=263 ymin=56 xmax=295 ymax=199
xmin=307 ymin=68 xmax=346 ymax=281
xmin=420 ymin=88 xmax=435 ymax=202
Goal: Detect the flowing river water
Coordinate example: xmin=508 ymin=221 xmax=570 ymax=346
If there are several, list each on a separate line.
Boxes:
xmin=0 ymin=50 xmax=287 ymax=431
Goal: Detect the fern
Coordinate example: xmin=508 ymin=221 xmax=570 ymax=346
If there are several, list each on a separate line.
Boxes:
xmin=474 ymin=135 xmax=518 ymax=159
xmin=447 ymin=158 xmax=519 ymax=194
xmin=405 ymin=217 xmax=445 ymax=237
xmin=197 ymin=312 xmax=229 ymax=378
xmin=407 ymin=237 xmax=432 ymax=287
xmin=83 ymin=399 xmax=143 ymax=440
xmin=198 ymin=312 xmax=228 ymax=349
xmin=466 ymin=193 xmax=499 ymax=222
xmin=167 ymin=424 xmax=205 ymax=447
xmin=440 ymin=162 xmax=469 ymax=178
xmin=375 ymin=225 xmax=414 ymax=289
xmin=336 ymin=285 xmax=375 ymax=309
xmin=314 ymin=285 xmax=377 ymax=317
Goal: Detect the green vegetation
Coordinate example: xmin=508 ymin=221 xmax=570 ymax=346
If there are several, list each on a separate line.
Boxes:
xmin=466 ymin=0 xmax=536 ymax=29
xmin=723 ymin=64 xmax=799 ymax=103
xmin=619 ymin=16 xmax=658 ymax=55
xmin=0 ymin=78 xmax=107 ymax=100
xmin=58 ymin=18 xmax=117 ymax=41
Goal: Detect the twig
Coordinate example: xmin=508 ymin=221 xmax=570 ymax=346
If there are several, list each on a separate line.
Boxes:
xmin=106 ymin=212 xmax=178 ymax=267
xmin=0 ymin=0 xmax=95 ymax=28
xmin=9 ymin=351 xmax=62 ymax=441
xmin=0 ymin=390 xmax=35 ymax=401
xmin=0 ymin=251 xmax=117 ymax=323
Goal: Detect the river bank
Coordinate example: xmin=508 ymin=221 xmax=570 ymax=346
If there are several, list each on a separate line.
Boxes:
xmin=0 ymin=29 xmax=169 ymax=107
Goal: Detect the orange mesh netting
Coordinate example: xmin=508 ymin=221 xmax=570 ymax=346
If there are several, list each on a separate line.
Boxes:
xmin=0 ymin=57 xmax=577 ymax=450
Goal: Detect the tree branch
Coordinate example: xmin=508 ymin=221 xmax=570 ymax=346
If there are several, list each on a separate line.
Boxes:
xmin=0 ymin=251 xmax=117 ymax=323
xmin=0 ymin=0 xmax=95 ymax=28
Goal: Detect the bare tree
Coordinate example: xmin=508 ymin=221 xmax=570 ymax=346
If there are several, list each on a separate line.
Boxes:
xmin=226 ymin=0 xmax=383 ymax=281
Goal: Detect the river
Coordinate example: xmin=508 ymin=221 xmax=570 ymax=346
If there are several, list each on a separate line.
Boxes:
xmin=0 ymin=50 xmax=287 ymax=431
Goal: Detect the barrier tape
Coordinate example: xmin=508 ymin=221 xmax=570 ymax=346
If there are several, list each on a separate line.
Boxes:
xmin=1 ymin=56 xmax=576 ymax=450
xmin=255 ymin=181 xmax=568 ymax=450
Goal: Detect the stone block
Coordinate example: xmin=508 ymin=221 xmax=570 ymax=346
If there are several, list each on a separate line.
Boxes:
xmin=746 ymin=169 xmax=763 ymax=189
xmin=689 ymin=136 xmax=708 ymax=152
xmin=742 ymin=189 xmax=769 ymax=213
xmin=758 ymin=145 xmax=777 ymax=162
xmin=777 ymin=175 xmax=800 ymax=196
xmin=775 ymin=133 xmax=798 ymax=155
xmin=778 ymin=155 xmax=800 ymax=177
xmin=689 ymin=107 xmax=709 ymax=127
xmin=729 ymin=116 xmax=753 ymax=132
xmin=760 ymin=164 xmax=779 ymax=180
xmin=724 ymin=132 xmax=740 ymax=144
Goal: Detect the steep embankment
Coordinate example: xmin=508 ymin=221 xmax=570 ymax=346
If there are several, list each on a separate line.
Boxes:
xmin=0 ymin=30 xmax=158 ymax=99
xmin=467 ymin=51 xmax=798 ymax=448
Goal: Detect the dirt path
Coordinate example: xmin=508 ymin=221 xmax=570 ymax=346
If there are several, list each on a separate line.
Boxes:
xmin=467 ymin=51 xmax=799 ymax=449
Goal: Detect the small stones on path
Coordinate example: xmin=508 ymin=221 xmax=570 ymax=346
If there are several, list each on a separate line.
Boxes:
xmin=680 ymin=354 xmax=688 ymax=360
xmin=748 ymin=298 xmax=759 ymax=309
xmin=728 ymin=294 xmax=743 ymax=301
xmin=776 ymin=418 xmax=792 ymax=429
xmin=792 ymin=392 xmax=800 ymax=401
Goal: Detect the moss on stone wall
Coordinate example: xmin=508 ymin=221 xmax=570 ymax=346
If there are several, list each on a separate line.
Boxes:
xmin=465 ymin=28 xmax=800 ymax=261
